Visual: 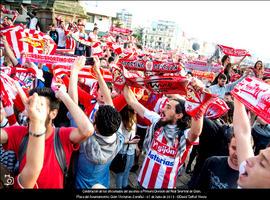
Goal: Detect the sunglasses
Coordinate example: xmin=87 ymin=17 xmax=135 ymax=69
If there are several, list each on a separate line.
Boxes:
xmin=78 ymin=24 xmax=85 ymax=27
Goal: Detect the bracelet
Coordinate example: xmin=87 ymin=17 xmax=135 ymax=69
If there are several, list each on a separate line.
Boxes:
xmin=29 ymin=131 xmax=46 ymax=137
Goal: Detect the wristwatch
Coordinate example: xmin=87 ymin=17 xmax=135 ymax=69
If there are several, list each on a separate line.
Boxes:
xmin=29 ymin=131 xmax=46 ymax=137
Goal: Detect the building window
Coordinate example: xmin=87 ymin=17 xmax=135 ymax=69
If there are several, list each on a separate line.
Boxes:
xmin=87 ymin=15 xmax=94 ymax=23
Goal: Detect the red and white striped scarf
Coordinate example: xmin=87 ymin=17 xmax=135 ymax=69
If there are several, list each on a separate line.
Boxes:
xmin=1 ymin=26 xmax=56 ymax=58
xmin=52 ymin=64 xmax=112 ymax=82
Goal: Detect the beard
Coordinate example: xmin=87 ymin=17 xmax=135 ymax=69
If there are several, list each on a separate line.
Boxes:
xmin=157 ymin=118 xmax=174 ymax=127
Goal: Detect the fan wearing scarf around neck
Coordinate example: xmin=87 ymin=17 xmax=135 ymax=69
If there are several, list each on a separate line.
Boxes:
xmin=122 ymin=77 xmax=210 ymax=189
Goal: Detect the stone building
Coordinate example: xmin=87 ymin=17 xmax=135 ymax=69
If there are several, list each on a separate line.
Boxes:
xmin=2 ymin=0 xmax=89 ymax=32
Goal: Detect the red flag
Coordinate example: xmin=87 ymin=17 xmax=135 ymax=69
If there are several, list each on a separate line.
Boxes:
xmin=218 ymin=44 xmax=251 ymax=57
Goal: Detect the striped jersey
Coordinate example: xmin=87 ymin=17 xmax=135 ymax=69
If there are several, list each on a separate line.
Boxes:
xmin=138 ymin=109 xmax=199 ymax=189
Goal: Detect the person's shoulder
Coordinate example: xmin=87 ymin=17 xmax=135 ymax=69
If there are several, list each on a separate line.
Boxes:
xmin=206 ymin=156 xmax=227 ymax=164
xmin=58 ymin=127 xmax=74 ymax=134
xmin=4 ymin=126 xmax=27 ymax=133
xmin=209 ymin=84 xmax=217 ymax=89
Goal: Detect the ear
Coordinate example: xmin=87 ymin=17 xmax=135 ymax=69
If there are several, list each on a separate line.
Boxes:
xmin=49 ymin=109 xmax=58 ymax=120
xmin=175 ymin=113 xmax=183 ymax=120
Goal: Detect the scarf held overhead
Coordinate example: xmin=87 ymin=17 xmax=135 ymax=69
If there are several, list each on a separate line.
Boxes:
xmin=231 ymin=77 xmax=270 ymax=124
xmin=218 ymin=44 xmax=251 ymax=57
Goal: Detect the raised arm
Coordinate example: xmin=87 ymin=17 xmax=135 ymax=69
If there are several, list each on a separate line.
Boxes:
xmin=68 ymin=56 xmax=86 ymax=104
xmin=55 ymin=85 xmax=94 ymax=144
xmin=0 ymin=102 xmax=8 ymax=144
xmin=1 ymin=35 xmax=19 ymax=66
xmin=18 ymin=93 xmax=46 ymax=188
xmin=123 ymin=85 xmax=146 ymax=118
xmin=187 ymin=78 xmax=207 ymax=142
xmin=93 ymin=56 xmax=113 ymax=106
xmin=233 ymin=98 xmax=254 ymax=166
xmin=188 ymin=115 xmax=204 ymax=143
xmin=232 ymin=55 xmax=246 ymax=67
xmin=226 ymin=69 xmax=252 ymax=92
xmin=20 ymin=4 xmax=28 ymax=13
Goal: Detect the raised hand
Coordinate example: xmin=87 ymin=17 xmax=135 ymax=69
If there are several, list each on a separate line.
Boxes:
xmin=54 ymin=84 xmax=68 ymax=100
xmin=92 ymin=56 xmax=101 ymax=73
xmin=27 ymin=93 xmax=46 ymax=124
xmin=72 ymin=56 xmax=86 ymax=72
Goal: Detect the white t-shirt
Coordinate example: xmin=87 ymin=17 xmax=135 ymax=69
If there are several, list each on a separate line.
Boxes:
xmin=119 ymin=123 xmax=136 ymax=155
xmin=56 ymin=28 xmax=66 ymax=48
xmin=89 ymin=32 xmax=98 ymax=42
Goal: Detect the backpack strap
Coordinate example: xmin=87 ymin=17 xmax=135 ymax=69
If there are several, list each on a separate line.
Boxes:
xmin=53 ymin=128 xmax=68 ymax=178
xmin=18 ymin=134 xmax=29 ymax=165
xmin=14 ymin=134 xmax=29 ymax=174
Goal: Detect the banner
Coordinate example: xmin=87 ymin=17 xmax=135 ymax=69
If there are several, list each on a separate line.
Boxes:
xmin=184 ymin=60 xmax=223 ymax=73
xmin=191 ymin=70 xmax=215 ymax=81
xmin=231 ymin=77 xmax=270 ymax=123
xmin=25 ymin=53 xmax=76 ymax=65
xmin=119 ymin=58 xmax=182 ymax=73
xmin=53 ymin=64 xmax=112 ymax=82
xmin=218 ymin=44 xmax=251 ymax=57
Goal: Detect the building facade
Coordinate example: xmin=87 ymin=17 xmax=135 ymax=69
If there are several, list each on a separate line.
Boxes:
xmin=142 ymin=20 xmax=179 ymax=50
xmin=116 ymin=9 xmax=132 ymax=29
xmin=80 ymin=1 xmax=116 ymax=35
xmin=2 ymin=0 xmax=89 ymax=32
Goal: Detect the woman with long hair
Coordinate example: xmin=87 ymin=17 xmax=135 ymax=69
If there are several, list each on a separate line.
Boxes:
xmin=115 ymin=105 xmax=140 ymax=189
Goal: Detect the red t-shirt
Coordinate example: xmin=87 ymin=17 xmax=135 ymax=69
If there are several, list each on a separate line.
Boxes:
xmin=3 ymin=126 xmax=79 ymax=189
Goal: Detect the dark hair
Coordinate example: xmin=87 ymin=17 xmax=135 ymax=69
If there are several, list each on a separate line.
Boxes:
xmin=29 ymin=87 xmax=60 ymax=111
xmin=224 ymin=63 xmax=232 ymax=74
xmin=108 ymin=56 xmax=115 ymax=64
xmin=173 ymin=98 xmax=191 ymax=131
xmin=224 ymin=127 xmax=234 ymax=145
xmin=120 ymin=105 xmax=136 ymax=132
xmin=32 ymin=11 xmax=37 ymax=16
xmin=218 ymin=73 xmax=227 ymax=80
xmin=220 ymin=100 xmax=234 ymax=124
xmin=221 ymin=55 xmax=229 ymax=66
xmin=93 ymin=27 xmax=98 ymax=32
xmin=135 ymin=43 xmax=143 ymax=50
xmin=254 ymin=60 xmax=263 ymax=69
xmin=262 ymin=76 xmax=270 ymax=81
xmin=187 ymin=71 xmax=193 ymax=76
xmin=94 ymin=105 xmax=122 ymax=136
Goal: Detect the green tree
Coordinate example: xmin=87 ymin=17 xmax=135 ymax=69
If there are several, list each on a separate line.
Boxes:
xmin=132 ymin=26 xmax=144 ymax=44
xmin=113 ymin=19 xmax=123 ymax=28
